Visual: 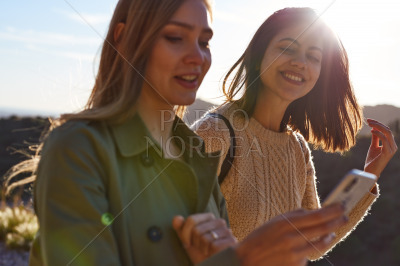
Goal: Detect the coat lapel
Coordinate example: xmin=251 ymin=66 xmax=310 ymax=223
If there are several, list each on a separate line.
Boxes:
xmin=173 ymin=118 xmax=221 ymax=213
xmin=109 ymin=114 xmax=156 ymax=157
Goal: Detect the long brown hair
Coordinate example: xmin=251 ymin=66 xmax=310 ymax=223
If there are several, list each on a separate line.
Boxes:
xmin=4 ymin=0 xmax=214 ymax=194
xmin=223 ymin=7 xmax=362 ymax=152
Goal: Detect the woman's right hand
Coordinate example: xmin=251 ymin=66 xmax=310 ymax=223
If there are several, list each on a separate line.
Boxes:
xmin=172 ymin=213 xmax=237 ymax=264
xmin=364 ymin=118 xmax=398 ymax=178
xmin=235 ymin=204 xmax=347 ymax=266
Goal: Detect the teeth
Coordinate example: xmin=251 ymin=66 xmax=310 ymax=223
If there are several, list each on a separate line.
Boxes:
xmin=284 ymin=73 xmax=303 ymax=82
xmin=180 ymin=75 xmax=197 ymax=82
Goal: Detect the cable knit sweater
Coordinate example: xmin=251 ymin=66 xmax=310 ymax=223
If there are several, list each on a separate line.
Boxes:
xmin=192 ymin=103 xmax=379 ymax=260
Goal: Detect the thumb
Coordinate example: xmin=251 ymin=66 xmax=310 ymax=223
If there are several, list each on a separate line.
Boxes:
xmin=172 ymin=216 xmax=190 ymax=248
xmin=172 ymin=215 xmax=185 ymax=232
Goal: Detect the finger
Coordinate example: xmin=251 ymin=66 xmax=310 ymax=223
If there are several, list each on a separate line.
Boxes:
xmin=172 ymin=215 xmax=185 ymax=231
xmin=172 ymin=216 xmax=187 ymax=246
xmin=192 ymin=219 xmax=227 ymax=251
xmin=295 ymin=233 xmax=336 ymax=258
xmin=206 ymin=226 xmax=234 ymax=246
xmin=283 ymin=204 xmax=345 ymax=229
xmin=367 ymin=119 xmax=391 ymax=131
xmin=194 ymin=218 xmax=227 ymax=236
xmin=370 ymin=131 xmax=380 ymax=148
xmin=209 ymin=234 xmax=238 ymax=255
xmin=296 ymin=215 xmax=347 ymax=243
xmin=201 ymin=227 xmax=233 ymax=255
xmin=197 ymin=228 xmax=230 ymax=256
xmin=371 ymin=129 xmax=394 ymax=155
xmin=199 ymin=230 xmax=221 ymax=256
xmin=193 ymin=229 xmax=214 ymax=255
xmin=181 ymin=213 xmax=215 ymax=248
xmin=372 ymin=128 xmax=398 ymax=153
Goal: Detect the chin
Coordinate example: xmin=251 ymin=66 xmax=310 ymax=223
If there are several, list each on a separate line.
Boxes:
xmin=171 ymin=93 xmax=197 ymax=106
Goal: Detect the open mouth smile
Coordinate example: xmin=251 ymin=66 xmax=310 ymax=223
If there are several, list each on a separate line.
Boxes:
xmin=176 ymin=75 xmax=198 ymax=82
xmin=282 ymin=72 xmax=304 ymax=82
xmin=175 ymin=74 xmax=200 ymax=89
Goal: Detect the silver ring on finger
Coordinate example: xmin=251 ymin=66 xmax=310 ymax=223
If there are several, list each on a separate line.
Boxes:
xmin=210 ymin=230 xmax=219 ymax=240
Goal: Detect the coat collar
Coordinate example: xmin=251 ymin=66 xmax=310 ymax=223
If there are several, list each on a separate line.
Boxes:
xmin=110 ymin=113 xmax=211 ymax=158
xmin=109 ymin=113 xmax=222 ymax=213
xmin=109 ymin=113 xmax=153 ymax=157
xmin=110 ymin=113 xmax=220 ymax=157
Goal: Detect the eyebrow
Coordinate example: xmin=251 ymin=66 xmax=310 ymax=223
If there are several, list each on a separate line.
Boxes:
xmin=166 ymin=20 xmax=214 ymax=35
xmin=279 ymin=38 xmax=323 ymax=53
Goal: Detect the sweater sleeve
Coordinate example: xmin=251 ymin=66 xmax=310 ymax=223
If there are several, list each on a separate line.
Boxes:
xmin=298 ymin=135 xmax=379 ymax=261
xmin=191 ymin=115 xmax=231 ymax=176
xmin=300 ymin=136 xmax=320 ymax=211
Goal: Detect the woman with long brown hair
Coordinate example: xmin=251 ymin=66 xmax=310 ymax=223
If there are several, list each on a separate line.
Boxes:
xmin=194 ymin=7 xmax=397 ymax=260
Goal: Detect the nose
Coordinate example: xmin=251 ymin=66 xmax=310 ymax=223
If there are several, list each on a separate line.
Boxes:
xmin=291 ymin=54 xmax=307 ymax=69
xmin=184 ymin=43 xmax=205 ymax=66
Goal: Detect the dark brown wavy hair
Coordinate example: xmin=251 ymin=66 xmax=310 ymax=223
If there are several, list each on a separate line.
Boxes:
xmin=223 ymin=7 xmax=362 ymax=152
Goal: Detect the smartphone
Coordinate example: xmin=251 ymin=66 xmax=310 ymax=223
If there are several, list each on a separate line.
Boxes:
xmin=322 ymin=169 xmax=377 ymax=215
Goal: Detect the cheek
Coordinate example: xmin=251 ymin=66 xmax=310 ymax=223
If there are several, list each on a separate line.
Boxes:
xmin=148 ymin=49 xmax=175 ymax=74
xmin=260 ymin=52 xmax=282 ymax=76
xmin=260 ymin=56 xmax=271 ymax=73
xmin=310 ymin=65 xmax=322 ymax=83
xmin=204 ymin=52 xmax=212 ymax=72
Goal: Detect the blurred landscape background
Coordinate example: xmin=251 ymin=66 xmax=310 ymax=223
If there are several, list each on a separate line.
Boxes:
xmin=1 ymin=100 xmax=399 ymax=265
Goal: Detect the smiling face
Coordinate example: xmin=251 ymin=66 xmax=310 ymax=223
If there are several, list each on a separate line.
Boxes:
xmin=141 ymin=0 xmax=212 ymax=109
xmin=259 ymin=22 xmax=323 ymax=105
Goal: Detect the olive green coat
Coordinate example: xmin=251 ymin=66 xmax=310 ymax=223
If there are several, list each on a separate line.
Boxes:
xmin=29 ymin=114 xmax=240 ymax=265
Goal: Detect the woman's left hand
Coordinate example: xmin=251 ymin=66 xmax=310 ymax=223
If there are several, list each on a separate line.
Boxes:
xmin=364 ymin=118 xmax=398 ymax=178
xmin=172 ymin=213 xmax=237 ymax=264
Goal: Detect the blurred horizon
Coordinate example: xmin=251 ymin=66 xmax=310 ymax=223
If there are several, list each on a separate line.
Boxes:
xmin=1 ymin=99 xmax=400 ymax=118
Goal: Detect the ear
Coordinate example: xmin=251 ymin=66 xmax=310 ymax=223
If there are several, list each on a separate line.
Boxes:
xmin=114 ymin=22 xmax=125 ymax=44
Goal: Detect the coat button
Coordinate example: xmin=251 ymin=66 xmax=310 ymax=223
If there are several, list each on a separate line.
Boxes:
xmin=147 ymin=226 xmax=162 ymax=242
xmin=141 ymin=153 xmax=154 ymax=167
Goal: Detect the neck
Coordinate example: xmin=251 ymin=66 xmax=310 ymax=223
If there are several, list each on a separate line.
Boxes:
xmin=136 ymin=92 xmax=182 ymax=159
xmin=137 ymin=101 xmax=175 ymax=143
xmin=252 ymin=90 xmax=290 ymax=132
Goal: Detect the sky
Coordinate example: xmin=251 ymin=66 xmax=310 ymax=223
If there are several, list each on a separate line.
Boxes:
xmin=1 ymin=0 xmax=399 ymax=116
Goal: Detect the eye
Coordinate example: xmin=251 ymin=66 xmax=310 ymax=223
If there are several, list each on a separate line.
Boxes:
xmin=280 ymin=47 xmax=295 ymax=54
xmin=308 ymin=54 xmax=321 ymax=63
xmin=199 ymin=40 xmax=210 ymax=49
xmin=165 ymin=36 xmax=182 ymax=43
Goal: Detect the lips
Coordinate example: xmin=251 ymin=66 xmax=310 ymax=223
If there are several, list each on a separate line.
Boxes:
xmin=175 ymin=73 xmax=200 ymax=89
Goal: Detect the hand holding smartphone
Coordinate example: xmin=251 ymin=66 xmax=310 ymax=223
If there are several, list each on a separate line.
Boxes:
xmin=322 ymin=169 xmax=377 ymax=215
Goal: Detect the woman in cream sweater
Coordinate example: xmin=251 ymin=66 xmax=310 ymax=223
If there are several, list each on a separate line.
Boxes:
xmin=193 ymin=7 xmax=397 ymax=260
